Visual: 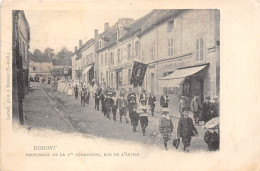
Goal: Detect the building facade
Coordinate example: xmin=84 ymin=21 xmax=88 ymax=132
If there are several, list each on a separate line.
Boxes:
xmin=29 ymin=58 xmax=53 ymax=77
xmin=139 ymin=9 xmax=220 ymax=101
xmin=12 ymin=10 xmax=30 ymax=124
xmin=71 ymin=9 xmax=220 ymax=104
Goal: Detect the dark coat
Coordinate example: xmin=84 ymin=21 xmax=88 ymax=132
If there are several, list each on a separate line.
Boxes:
xmin=204 ymin=130 xmax=219 ymax=151
xmin=211 ymin=102 xmax=219 ymax=118
xmin=202 ymin=101 xmax=212 ymax=122
xmin=139 ymin=93 xmax=148 ymax=104
xmin=149 ymin=96 xmax=156 ymax=107
xmin=177 ymin=117 xmax=198 ymax=138
xmin=100 ymin=93 xmax=105 ymax=104
xmin=94 ymin=92 xmax=100 ymax=103
xmin=105 ymin=97 xmax=114 ymax=113
xmin=160 ymin=95 xmax=169 ymax=107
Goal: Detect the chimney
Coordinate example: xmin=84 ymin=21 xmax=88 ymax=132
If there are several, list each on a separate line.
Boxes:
xmin=74 ymin=46 xmax=78 ymax=53
xmin=104 ymin=23 xmax=109 ymax=32
xmin=94 ymin=29 xmax=98 ymax=38
xmin=79 ymin=40 xmax=82 ymax=48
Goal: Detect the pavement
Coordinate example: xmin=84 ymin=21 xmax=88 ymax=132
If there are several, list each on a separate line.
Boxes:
xmin=23 ymin=82 xmax=208 ymax=152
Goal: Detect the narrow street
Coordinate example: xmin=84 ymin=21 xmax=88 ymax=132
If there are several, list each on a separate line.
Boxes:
xmin=23 ymin=83 xmax=208 ymax=152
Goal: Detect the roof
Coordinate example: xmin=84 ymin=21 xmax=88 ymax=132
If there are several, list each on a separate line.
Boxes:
xmin=137 ymin=10 xmax=186 ymax=37
xmin=97 ymin=18 xmax=134 ymax=52
xmin=119 ymin=10 xmax=160 ymax=41
xmin=74 ymin=38 xmax=94 ymax=60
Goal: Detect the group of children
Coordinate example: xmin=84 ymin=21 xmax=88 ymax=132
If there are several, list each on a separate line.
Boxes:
xmin=71 ymin=84 xmax=219 ymax=152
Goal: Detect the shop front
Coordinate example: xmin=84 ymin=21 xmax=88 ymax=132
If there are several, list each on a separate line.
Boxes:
xmin=159 ymin=64 xmax=209 ymax=103
xmin=82 ymin=65 xmax=94 ymax=84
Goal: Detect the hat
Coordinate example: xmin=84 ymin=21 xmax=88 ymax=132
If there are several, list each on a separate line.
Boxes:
xmin=213 ymin=96 xmax=219 ymax=100
xmin=172 ymin=138 xmax=180 ymax=149
xmin=107 ymin=92 xmax=113 ymax=96
xmin=162 ymin=108 xmax=170 ymax=113
xmin=181 ymin=96 xmax=186 ymax=99
xmin=205 ymin=117 xmax=219 ymax=129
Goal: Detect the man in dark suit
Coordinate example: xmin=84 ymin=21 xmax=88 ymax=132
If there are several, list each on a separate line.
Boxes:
xmin=160 ymin=91 xmax=169 ymax=108
xmin=148 ymin=92 xmax=157 ymax=117
xmin=139 ymin=89 xmax=148 ymax=105
xmin=201 ymin=96 xmax=212 ymax=124
xmin=211 ymin=96 xmax=219 ymax=118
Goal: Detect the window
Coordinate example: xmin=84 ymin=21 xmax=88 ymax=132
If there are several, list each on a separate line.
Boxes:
xmin=111 ymin=73 xmax=114 ymax=86
xmin=106 ymin=71 xmax=108 ymax=83
xmin=128 ymin=69 xmax=132 ymax=84
xmin=117 ymin=29 xmax=119 ymax=41
xmin=141 ymin=50 xmax=145 ymax=61
xmin=168 ymin=38 xmax=174 ymax=57
xmin=100 ymin=55 xmax=104 ymax=65
xmin=90 ymin=53 xmax=93 ymax=64
xmin=127 ymin=44 xmax=131 ymax=59
xmin=86 ymin=55 xmax=89 ymax=65
xmin=150 ymin=45 xmax=154 ymax=59
xmin=117 ymin=49 xmax=121 ymax=62
xmin=110 ymin=52 xmax=114 ymax=65
xmin=83 ymin=57 xmax=85 ymax=66
xmin=99 ymin=40 xmax=102 ymax=49
xmin=105 ymin=53 xmax=108 ymax=64
xmin=196 ymin=38 xmax=204 ymax=61
xmin=33 ymin=67 xmax=36 ymax=71
xmin=118 ymin=71 xmax=122 ymax=85
xmin=167 ymin=20 xmax=174 ymax=33
xmin=135 ymin=41 xmax=139 ymax=57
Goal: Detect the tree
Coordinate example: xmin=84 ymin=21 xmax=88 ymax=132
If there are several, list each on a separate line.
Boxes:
xmin=56 ymin=46 xmax=73 ymax=59
xmin=33 ymin=49 xmax=42 ymax=57
xmin=44 ymin=47 xmax=55 ymax=58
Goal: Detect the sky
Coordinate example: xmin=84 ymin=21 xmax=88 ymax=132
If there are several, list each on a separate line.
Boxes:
xmin=24 ymin=9 xmax=152 ymax=53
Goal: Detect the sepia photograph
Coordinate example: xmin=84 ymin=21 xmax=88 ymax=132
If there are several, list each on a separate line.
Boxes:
xmin=12 ymin=9 xmax=220 ymax=152
xmin=1 ymin=1 xmax=260 ymax=170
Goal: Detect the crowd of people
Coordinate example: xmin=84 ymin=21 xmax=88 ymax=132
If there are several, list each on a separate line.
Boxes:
xmin=55 ymin=81 xmax=220 ymax=152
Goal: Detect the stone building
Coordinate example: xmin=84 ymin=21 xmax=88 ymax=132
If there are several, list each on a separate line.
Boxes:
xmin=138 ymin=9 xmax=220 ymax=102
xmin=12 ymin=10 xmax=30 ymax=124
xmin=29 ymin=56 xmax=53 ymax=78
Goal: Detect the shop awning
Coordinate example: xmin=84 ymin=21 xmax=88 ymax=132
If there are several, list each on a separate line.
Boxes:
xmin=159 ymin=78 xmax=185 ymax=88
xmin=82 ymin=65 xmax=93 ymax=75
xmin=159 ymin=65 xmax=207 ymax=87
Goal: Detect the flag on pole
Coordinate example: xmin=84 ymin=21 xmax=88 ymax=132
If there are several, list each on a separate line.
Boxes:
xmin=130 ymin=61 xmax=148 ymax=87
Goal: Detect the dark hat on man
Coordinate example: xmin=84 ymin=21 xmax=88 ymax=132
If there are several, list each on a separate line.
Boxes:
xmin=182 ymin=107 xmax=189 ymax=112
xmin=172 ymin=138 xmax=180 ymax=149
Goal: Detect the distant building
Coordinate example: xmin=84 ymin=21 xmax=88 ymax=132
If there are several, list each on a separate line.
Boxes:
xmin=12 ymin=10 xmax=30 ymax=124
xmin=29 ymin=56 xmax=53 ymax=77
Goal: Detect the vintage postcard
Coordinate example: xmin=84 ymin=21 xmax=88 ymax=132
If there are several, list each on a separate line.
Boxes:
xmin=1 ymin=0 xmax=260 ymax=170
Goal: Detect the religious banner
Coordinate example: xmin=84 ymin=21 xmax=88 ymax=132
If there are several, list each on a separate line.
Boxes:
xmin=130 ymin=61 xmax=148 ymax=87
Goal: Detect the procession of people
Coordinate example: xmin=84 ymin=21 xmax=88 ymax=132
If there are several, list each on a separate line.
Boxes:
xmin=54 ymin=79 xmax=219 ymax=152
